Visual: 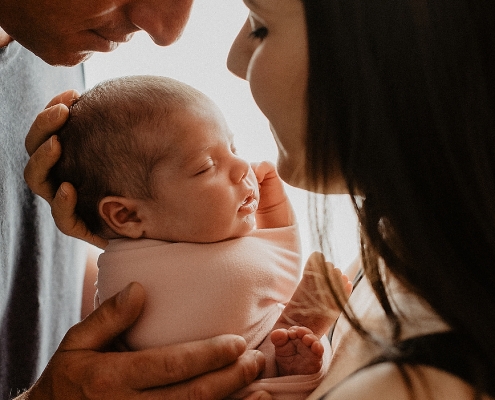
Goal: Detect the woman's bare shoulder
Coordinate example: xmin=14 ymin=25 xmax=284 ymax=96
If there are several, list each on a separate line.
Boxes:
xmin=321 ymin=362 xmax=491 ymax=400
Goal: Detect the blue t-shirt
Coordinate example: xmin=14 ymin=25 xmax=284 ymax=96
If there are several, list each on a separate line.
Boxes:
xmin=0 ymin=41 xmax=86 ymax=398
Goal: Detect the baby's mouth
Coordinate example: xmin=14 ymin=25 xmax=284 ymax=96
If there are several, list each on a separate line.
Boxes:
xmin=239 ymin=191 xmax=258 ymax=213
xmin=242 ymin=194 xmax=252 ymax=205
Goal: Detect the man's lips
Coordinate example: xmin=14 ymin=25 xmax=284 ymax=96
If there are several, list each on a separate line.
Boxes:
xmin=89 ymin=29 xmax=135 ymax=50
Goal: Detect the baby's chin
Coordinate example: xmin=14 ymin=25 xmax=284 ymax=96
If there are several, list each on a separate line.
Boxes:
xmin=240 ymin=214 xmax=257 ymax=235
xmin=218 ymin=216 xmax=257 ymax=243
xmin=181 ymin=220 xmax=256 ymax=244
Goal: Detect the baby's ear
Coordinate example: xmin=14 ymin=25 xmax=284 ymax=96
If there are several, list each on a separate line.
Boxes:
xmin=99 ymin=196 xmax=144 ymax=239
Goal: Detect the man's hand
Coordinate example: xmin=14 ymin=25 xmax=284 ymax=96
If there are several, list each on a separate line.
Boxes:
xmin=24 ymin=91 xmax=108 ymax=248
xmin=252 ymin=161 xmax=295 ymax=229
xmin=17 ymin=282 xmax=265 ymax=400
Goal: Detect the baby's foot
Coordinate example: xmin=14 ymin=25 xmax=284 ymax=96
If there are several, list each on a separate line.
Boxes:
xmin=271 ymin=326 xmax=324 ymax=376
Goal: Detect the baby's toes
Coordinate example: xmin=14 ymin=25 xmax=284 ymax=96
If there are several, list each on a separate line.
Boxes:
xmin=288 ymin=326 xmax=313 ymax=340
xmin=307 ymin=335 xmax=325 ymax=357
xmin=295 ymin=330 xmax=325 ymax=357
xmin=271 ymin=328 xmax=290 ymax=347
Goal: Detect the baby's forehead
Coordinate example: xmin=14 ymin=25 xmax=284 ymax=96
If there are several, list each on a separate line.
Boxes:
xmin=153 ymin=121 xmax=233 ymax=168
xmin=138 ymin=91 xmax=232 ymax=156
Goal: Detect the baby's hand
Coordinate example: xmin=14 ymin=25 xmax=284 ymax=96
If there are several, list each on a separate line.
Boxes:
xmin=252 ymin=161 xmax=295 ymax=229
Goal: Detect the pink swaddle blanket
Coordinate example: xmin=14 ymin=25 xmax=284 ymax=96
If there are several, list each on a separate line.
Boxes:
xmin=97 ymin=225 xmax=330 ymax=399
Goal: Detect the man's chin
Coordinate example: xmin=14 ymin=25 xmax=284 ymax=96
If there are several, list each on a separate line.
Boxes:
xmin=38 ymin=49 xmax=94 ymax=67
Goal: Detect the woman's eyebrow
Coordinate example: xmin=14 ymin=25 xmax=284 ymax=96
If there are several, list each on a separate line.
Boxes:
xmin=244 ymin=0 xmax=262 ymax=11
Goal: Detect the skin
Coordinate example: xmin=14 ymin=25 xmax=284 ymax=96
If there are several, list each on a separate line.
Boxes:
xmin=227 ymin=2 xmax=493 ymax=400
xmin=22 ymin=0 xmax=481 ymax=398
xmin=272 ymin=252 xmax=353 ymax=377
xmin=227 ymin=0 xmax=347 ymax=194
xmin=101 ymin=99 xmax=260 ymax=243
xmin=24 ymin=91 xmax=110 ymax=249
xmin=18 ymin=62 xmax=266 ymax=400
xmin=227 ymin=0 xmax=309 ymax=190
xmin=20 ymin=3 xmax=329 ymax=397
xmin=0 ymin=26 xmax=12 ymax=47
xmin=0 ymin=0 xmax=193 ymax=65
xmin=14 ymin=282 xmax=266 ymax=400
xmin=3 ymin=0 xmax=298 ymax=397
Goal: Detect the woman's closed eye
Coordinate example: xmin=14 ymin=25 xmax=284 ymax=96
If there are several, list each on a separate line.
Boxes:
xmin=248 ymin=14 xmax=268 ymax=40
xmin=249 ymin=26 xmax=268 ymax=40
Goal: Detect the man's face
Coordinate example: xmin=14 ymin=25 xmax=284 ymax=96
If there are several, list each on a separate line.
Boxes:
xmin=0 ymin=0 xmax=194 ymax=66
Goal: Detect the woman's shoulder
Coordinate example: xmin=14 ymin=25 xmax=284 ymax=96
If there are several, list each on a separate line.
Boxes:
xmin=321 ymin=362 xmax=492 ymax=400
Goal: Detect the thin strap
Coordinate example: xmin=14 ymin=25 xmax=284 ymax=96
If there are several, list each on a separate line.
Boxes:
xmin=321 ymin=332 xmax=495 ymax=398
xmin=368 ymin=332 xmax=495 ymax=397
xmin=327 ymin=268 xmax=364 ymax=342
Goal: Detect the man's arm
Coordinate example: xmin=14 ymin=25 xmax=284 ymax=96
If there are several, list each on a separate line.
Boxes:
xmin=14 ymin=282 xmax=265 ymax=400
xmin=274 ymin=252 xmax=353 ymax=337
xmin=81 ymin=245 xmax=100 ymax=320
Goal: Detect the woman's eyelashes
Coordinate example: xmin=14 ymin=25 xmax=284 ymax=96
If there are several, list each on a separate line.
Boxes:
xmin=249 ymin=26 xmax=268 ymax=40
xmin=248 ymin=15 xmax=268 ymax=40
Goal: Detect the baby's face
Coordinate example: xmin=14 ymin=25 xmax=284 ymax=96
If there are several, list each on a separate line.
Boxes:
xmin=138 ymin=100 xmax=259 ymax=243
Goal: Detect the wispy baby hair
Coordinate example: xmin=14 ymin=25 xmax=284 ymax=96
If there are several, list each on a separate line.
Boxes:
xmin=51 ymin=75 xmax=204 ymax=235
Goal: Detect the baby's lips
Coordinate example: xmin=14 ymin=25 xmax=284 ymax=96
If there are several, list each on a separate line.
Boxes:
xmin=239 ymin=196 xmax=258 ymax=214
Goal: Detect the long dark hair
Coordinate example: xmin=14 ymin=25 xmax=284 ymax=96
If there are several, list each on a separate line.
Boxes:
xmin=302 ymin=0 xmax=495 ymax=395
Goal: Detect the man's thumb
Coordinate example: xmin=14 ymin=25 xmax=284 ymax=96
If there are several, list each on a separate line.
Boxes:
xmin=59 ymin=282 xmax=145 ymax=351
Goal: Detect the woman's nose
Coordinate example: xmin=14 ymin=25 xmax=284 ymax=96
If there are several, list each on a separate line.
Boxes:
xmin=227 ymin=18 xmax=252 ymax=80
xmin=230 ymin=156 xmax=251 ymax=183
xmin=127 ymin=0 xmax=193 ymax=46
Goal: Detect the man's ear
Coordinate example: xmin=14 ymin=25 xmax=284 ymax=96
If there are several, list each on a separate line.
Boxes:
xmin=99 ymin=196 xmax=145 ymax=239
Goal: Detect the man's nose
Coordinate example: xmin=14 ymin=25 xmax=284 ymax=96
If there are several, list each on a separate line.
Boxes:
xmin=126 ymin=0 xmax=194 ymax=46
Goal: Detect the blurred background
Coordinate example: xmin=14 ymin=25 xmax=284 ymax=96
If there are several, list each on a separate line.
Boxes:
xmin=84 ymin=0 xmax=359 ymax=270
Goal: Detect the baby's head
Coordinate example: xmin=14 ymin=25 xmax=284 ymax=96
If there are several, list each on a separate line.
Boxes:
xmin=52 ymin=75 xmax=259 ymax=243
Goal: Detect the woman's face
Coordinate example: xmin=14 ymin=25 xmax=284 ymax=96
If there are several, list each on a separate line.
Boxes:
xmin=227 ymin=0 xmax=309 ymax=190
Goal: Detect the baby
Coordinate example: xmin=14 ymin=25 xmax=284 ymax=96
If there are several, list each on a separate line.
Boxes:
xmin=51 ymin=75 xmax=352 ymax=399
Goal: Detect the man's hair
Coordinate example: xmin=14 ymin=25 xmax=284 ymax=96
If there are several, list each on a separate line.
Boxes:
xmin=51 ymin=75 xmax=204 ymax=235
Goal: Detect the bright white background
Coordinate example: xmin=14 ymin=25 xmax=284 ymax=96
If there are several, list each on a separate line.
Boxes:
xmin=84 ymin=0 xmax=359 ymax=270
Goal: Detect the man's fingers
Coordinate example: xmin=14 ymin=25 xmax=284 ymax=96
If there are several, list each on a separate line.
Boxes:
xmin=25 ymin=104 xmax=69 ymax=156
xmin=63 ymin=290 xmax=264 ymax=397
xmin=157 ymin=349 xmax=265 ymax=400
xmin=60 ymin=282 xmax=146 ymax=351
xmin=24 ymin=135 xmax=62 ymax=202
xmin=25 ymin=89 xmax=80 ymax=155
xmin=44 ymin=89 xmax=80 ymax=109
xmin=120 ymin=334 xmax=249 ymax=389
xmin=50 ymin=182 xmax=108 ymax=248
xmin=51 ymin=283 xmax=264 ymax=400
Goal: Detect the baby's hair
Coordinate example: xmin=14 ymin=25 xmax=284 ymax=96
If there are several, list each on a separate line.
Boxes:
xmin=51 ymin=75 xmax=205 ymax=236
